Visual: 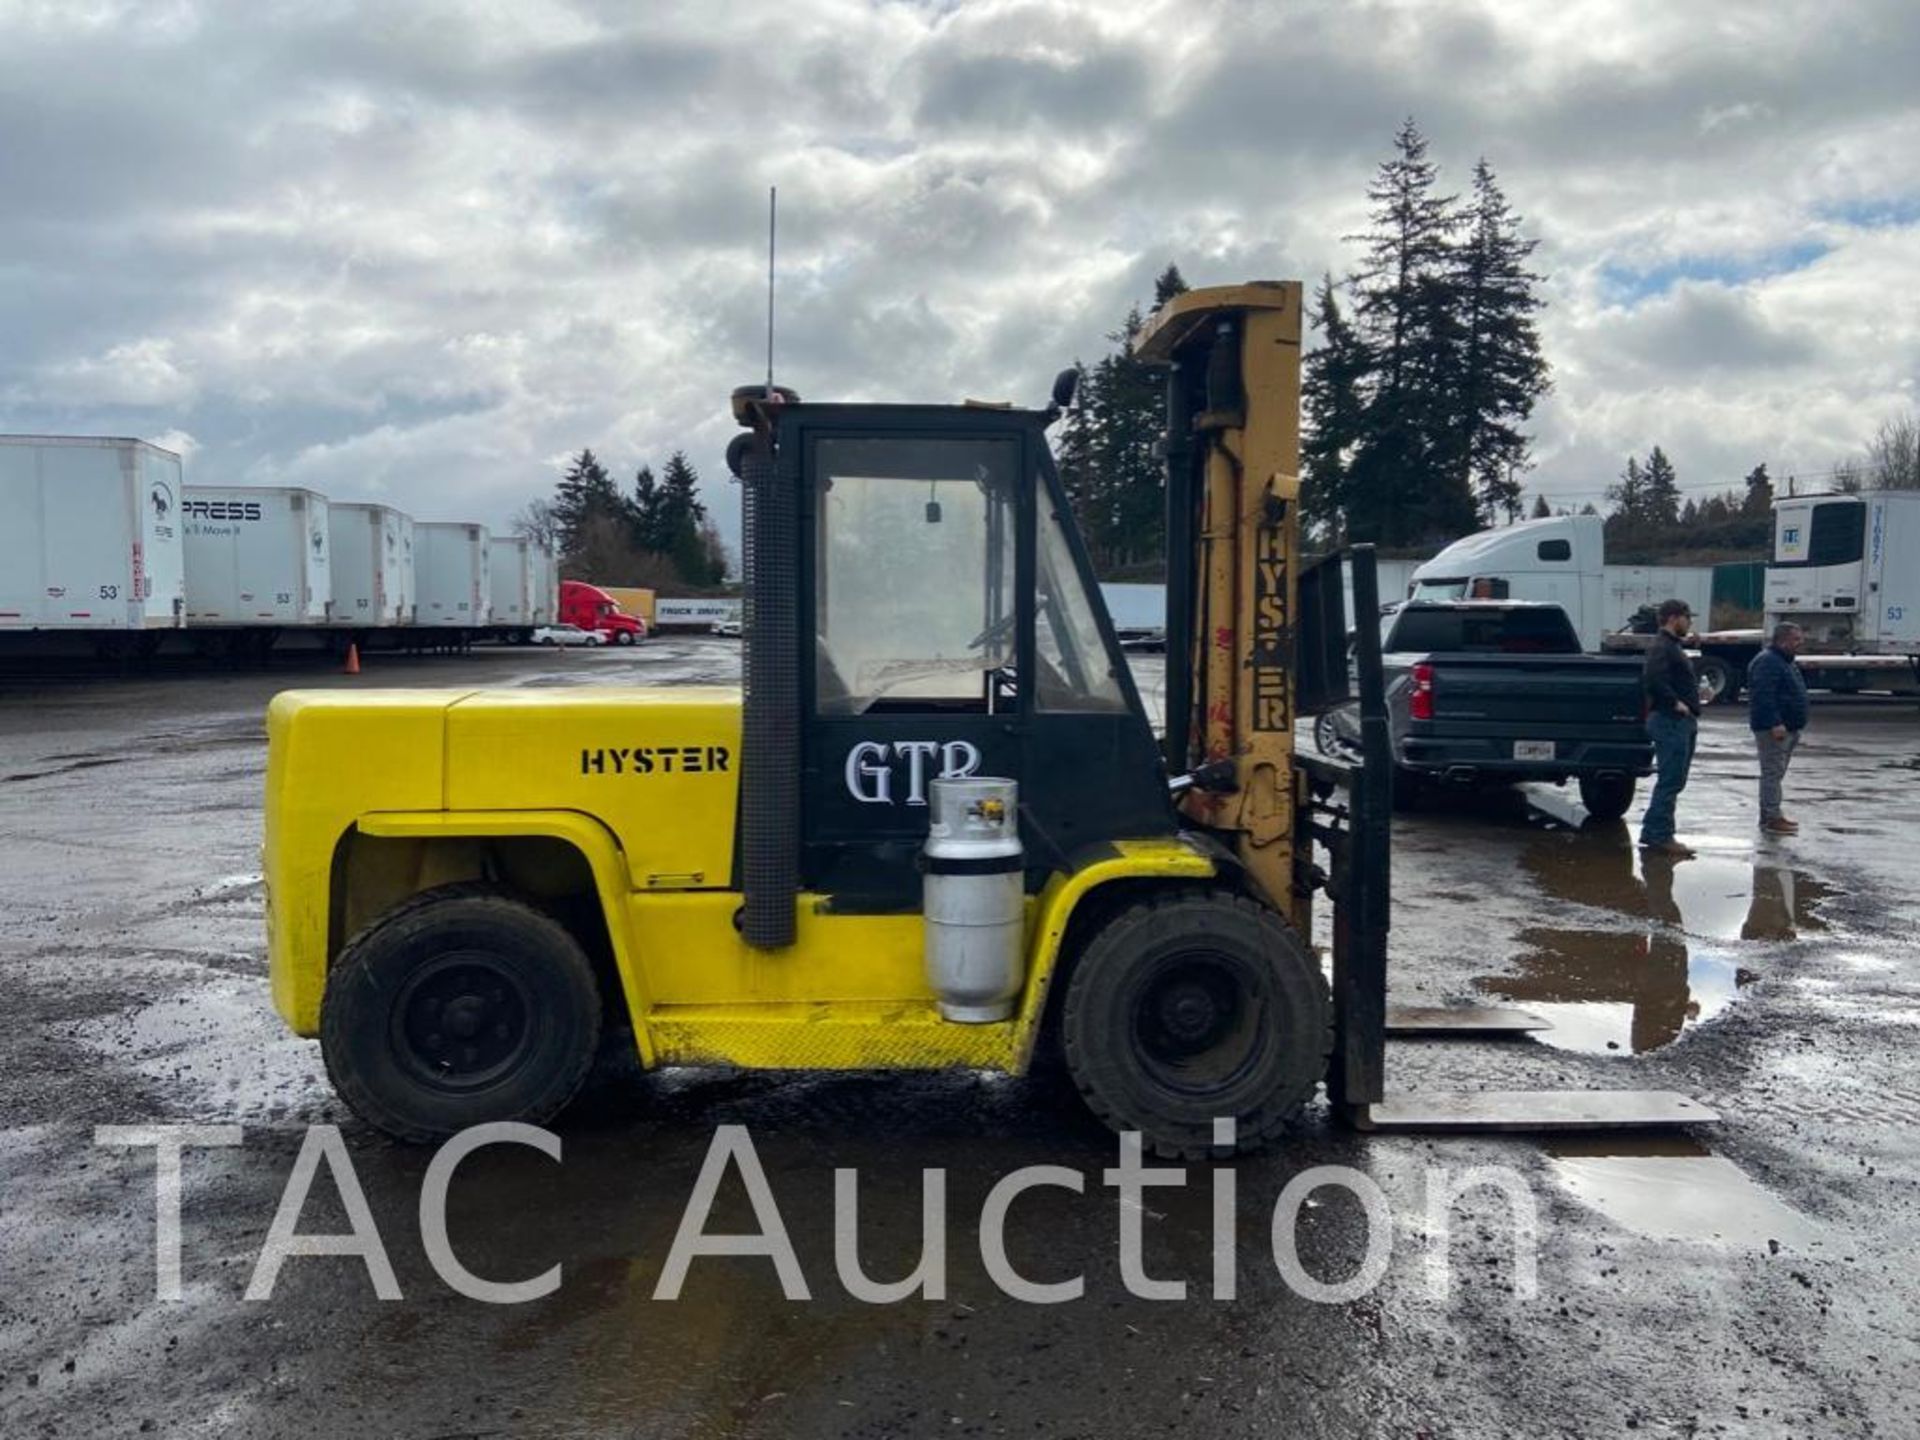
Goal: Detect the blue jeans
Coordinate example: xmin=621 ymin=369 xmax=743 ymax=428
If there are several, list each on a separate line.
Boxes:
xmin=1640 ymin=710 xmax=1698 ymax=844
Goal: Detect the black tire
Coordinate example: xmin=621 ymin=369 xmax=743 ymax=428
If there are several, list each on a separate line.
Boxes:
xmin=320 ymin=885 xmax=603 ymax=1144
xmin=1578 ymin=771 xmax=1637 ymax=822
xmin=1696 ymin=655 xmax=1739 ymax=706
xmin=1060 ymin=890 xmax=1331 ymax=1160
xmin=613 ymin=630 xmax=635 ymax=647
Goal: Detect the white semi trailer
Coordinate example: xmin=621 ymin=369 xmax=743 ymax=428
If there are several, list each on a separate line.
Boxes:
xmin=1690 ymin=491 xmax=1920 ymax=701
xmin=415 ymin=521 xmax=492 ymax=633
xmin=328 ymin=502 xmax=414 ymax=629
xmin=183 ymin=485 xmax=332 ymax=629
xmin=487 ymin=535 xmax=537 ymax=641
xmin=0 ymin=435 xmax=186 ymax=636
xmin=528 ymin=541 xmax=556 ymax=627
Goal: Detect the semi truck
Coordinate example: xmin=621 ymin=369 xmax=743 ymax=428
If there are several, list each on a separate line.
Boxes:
xmin=414 ymin=522 xmax=492 ymax=636
xmin=328 ymin=503 xmax=414 ymax=630
xmin=0 ymin=435 xmax=186 ymax=640
xmin=557 ymin=579 xmax=646 ymax=643
xmin=183 ymin=485 xmax=332 ymax=631
xmin=1407 ymin=515 xmax=1713 ymax=652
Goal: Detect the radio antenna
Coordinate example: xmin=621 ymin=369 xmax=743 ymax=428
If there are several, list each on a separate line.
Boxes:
xmin=765 ymin=185 xmax=777 ymax=398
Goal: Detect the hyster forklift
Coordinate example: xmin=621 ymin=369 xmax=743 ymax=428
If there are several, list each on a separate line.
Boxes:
xmin=265 ymin=282 xmax=1711 ymax=1156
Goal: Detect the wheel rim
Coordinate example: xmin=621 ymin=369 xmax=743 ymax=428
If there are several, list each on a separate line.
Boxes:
xmin=1131 ymin=953 xmax=1268 ymax=1096
xmin=390 ymin=952 xmax=535 ymax=1092
xmin=1314 ymin=709 xmax=1363 ymax=763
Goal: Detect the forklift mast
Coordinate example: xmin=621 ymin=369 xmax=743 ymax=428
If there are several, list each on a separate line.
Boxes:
xmin=1135 ymin=283 xmax=1306 ymax=923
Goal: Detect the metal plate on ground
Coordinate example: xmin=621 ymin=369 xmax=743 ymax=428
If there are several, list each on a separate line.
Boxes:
xmin=1357 ymin=1090 xmax=1719 ymax=1132
xmin=1386 ymin=1005 xmax=1549 ymax=1035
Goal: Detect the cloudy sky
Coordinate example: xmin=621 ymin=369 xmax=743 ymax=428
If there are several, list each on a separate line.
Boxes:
xmin=3 ymin=0 xmax=1916 ymax=559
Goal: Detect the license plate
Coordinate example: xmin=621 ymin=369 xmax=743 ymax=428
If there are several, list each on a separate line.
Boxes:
xmin=1514 ymin=740 xmax=1555 ymax=761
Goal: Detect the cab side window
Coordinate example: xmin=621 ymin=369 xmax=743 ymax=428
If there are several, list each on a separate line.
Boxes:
xmin=814 ymin=437 xmax=1018 ymax=716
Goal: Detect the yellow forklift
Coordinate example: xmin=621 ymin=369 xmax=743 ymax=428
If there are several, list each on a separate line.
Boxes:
xmin=264 ymin=282 xmax=1711 ymax=1155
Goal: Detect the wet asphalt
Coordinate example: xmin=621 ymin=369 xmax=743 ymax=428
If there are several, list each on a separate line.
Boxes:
xmin=0 ymin=639 xmax=1916 ymax=1439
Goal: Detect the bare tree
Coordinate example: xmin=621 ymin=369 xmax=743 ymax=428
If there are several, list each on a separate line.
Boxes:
xmin=511 ymin=497 xmax=560 ymax=547
xmin=1867 ymin=412 xmax=1920 ymax=490
xmin=1831 ymin=457 xmax=1866 ymax=494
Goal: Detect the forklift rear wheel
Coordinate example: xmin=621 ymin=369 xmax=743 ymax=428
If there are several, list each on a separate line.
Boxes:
xmin=321 ymin=886 xmax=603 ymax=1144
xmin=1578 ymin=772 xmax=1637 ymax=822
xmin=1060 ymin=891 xmax=1331 ymax=1160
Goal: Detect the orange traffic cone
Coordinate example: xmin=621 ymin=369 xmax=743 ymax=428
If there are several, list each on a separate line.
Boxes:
xmin=343 ymin=642 xmax=361 ymax=676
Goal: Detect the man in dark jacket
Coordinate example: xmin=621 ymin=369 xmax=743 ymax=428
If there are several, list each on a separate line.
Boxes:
xmin=1639 ymin=598 xmax=1701 ymax=857
xmin=1747 ymin=622 xmax=1810 ymax=834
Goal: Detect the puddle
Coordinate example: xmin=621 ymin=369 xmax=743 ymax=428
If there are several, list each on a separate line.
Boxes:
xmin=1523 ymin=837 xmax=1831 ymax=941
xmin=1475 ymin=929 xmax=1756 ymax=1054
xmin=1474 ymin=847 xmax=1836 ymax=1053
xmin=1548 ymin=1138 xmax=1820 ymax=1248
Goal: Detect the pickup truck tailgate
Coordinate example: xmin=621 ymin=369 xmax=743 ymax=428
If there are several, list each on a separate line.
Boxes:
xmin=1424 ymin=655 xmax=1644 ymax=726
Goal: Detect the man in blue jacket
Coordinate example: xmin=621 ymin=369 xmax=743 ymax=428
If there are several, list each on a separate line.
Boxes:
xmin=1747 ymin=622 xmax=1810 ymax=834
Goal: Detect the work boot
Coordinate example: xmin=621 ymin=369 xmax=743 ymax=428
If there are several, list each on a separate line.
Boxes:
xmin=1640 ymin=839 xmax=1696 ymax=858
xmin=1761 ymin=816 xmax=1799 ymax=835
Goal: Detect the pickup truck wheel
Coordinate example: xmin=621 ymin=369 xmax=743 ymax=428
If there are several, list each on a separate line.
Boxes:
xmin=1578 ymin=772 xmax=1637 ymax=822
xmin=321 ymin=887 xmax=603 ymax=1144
xmin=1061 ymin=891 xmax=1330 ymax=1160
xmin=1696 ymin=655 xmax=1739 ymax=705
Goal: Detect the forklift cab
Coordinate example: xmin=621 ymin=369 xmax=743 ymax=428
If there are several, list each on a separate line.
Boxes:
xmin=748 ymin=403 xmax=1175 ymax=908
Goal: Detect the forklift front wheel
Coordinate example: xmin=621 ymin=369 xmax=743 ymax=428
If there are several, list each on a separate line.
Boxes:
xmin=321 ymin=887 xmax=604 ymax=1144
xmin=1060 ymin=891 xmax=1331 ymax=1160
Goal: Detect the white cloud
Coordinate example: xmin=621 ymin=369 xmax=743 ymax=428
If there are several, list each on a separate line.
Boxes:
xmin=0 ymin=0 xmax=1915 ymax=552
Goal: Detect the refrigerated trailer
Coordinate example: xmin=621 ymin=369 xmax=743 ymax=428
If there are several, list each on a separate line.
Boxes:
xmin=0 ymin=435 xmax=186 ymax=634
xmin=1768 ymin=492 xmax=1920 ymax=653
xmin=183 ymin=486 xmax=332 ymax=627
xmin=414 ymin=522 xmax=492 ymax=635
xmin=328 ymin=502 xmax=414 ymax=629
xmin=1685 ymin=493 xmax=1920 ymax=702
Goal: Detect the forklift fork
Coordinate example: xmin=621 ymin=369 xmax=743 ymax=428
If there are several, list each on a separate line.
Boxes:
xmin=1296 ymin=548 xmax=1717 ymax=1133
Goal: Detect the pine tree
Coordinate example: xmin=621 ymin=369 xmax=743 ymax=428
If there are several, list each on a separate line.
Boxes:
xmin=1530 ymin=494 xmax=1552 ymax=519
xmin=1153 ymin=264 xmax=1189 ymax=307
xmin=1302 ymin=275 xmax=1370 ymax=544
xmin=656 ymin=450 xmax=715 ymax=586
xmin=1055 ymin=359 xmax=1099 ymax=542
xmin=553 ymin=449 xmax=626 ymax=561
xmin=630 ymin=464 xmax=663 ymax=552
xmin=1606 ymin=456 xmax=1646 ymax=549
xmin=1742 ymin=463 xmax=1772 ymax=517
xmin=1072 ymin=306 xmax=1165 ymax=573
xmin=1342 ymin=118 xmax=1470 ymax=544
xmin=1448 ymin=159 xmax=1550 ymax=524
xmin=1643 ymin=446 xmax=1681 ymax=527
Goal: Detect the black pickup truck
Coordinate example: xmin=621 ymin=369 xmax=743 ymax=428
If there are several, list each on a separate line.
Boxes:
xmin=1316 ymin=601 xmax=1654 ymax=819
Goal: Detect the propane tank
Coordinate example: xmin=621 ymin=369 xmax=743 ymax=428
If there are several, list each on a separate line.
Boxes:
xmin=922 ymin=776 xmax=1025 ymax=1022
